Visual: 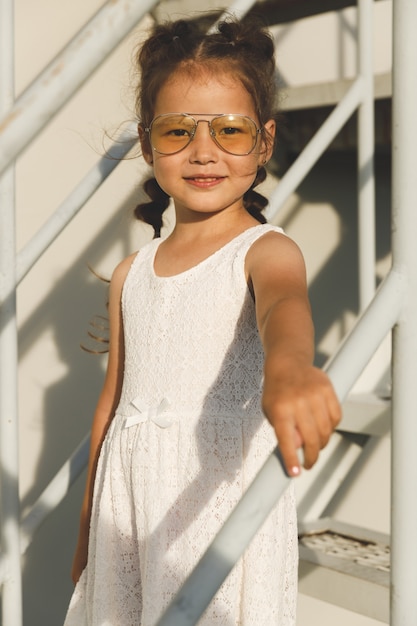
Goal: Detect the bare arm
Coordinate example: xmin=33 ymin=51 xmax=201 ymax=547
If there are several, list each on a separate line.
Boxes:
xmin=246 ymin=232 xmax=341 ymax=477
xmin=71 ymin=253 xmax=135 ymax=584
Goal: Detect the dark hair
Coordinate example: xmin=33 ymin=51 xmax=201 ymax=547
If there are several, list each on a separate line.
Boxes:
xmin=133 ymin=17 xmax=278 ymax=236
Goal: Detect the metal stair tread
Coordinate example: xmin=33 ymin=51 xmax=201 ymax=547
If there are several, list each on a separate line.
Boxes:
xmin=281 ymin=72 xmax=391 ymax=111
xmin=338 ymin=392 xmax=391 ymax=437
xmin=298 ymin=519 xmax=390 ymax=622
xmin=299 ymin=518 xmax=390 ymax=585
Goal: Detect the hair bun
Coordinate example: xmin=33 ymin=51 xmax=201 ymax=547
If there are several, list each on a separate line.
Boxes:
xmin=171 ymin=19 xmax=193 ymax=38
xmin=216 ymin=19 xmax=275 ymax=61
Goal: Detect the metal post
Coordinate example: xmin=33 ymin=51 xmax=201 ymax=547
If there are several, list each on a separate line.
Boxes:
xmin=357 ymin=0 xmax=376 ymax=309
xmin=0 ymin=0 xmax=22 ymax=623
xmin=324 ymin=269 xmax=405 ymax=399
xmin=390 ymin=0 xmax=417 ymax=623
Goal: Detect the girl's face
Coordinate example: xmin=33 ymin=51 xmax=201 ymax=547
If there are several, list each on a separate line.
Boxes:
xmin=140 ymin=70 xmax=275 ymax=223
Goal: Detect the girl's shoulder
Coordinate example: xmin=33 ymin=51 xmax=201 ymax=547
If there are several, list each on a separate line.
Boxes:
xmin=239 ymin=224 xmax=290 ymax=260
xmin=110 ymin=238 xmax=159 ymax=287
xmin=228 ymin=223 xmax=284 ymax=255
xmin=110 ymin=252 xmax=139 ymax=289
xmin=247 ymin=225 xmax=303 ymax=260
xmin=245 ymin=227 xmax=307 ymax=287
xmin=108 ymin=249 xmax=147 ymax=305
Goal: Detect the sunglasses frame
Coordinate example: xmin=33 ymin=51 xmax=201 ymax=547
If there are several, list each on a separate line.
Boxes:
xmin=144 ymin=113 xmax=263 ymax=156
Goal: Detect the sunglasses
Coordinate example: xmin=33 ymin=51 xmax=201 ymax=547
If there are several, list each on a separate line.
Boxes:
xmin=144 ymin=113 xmax=262 ymax=156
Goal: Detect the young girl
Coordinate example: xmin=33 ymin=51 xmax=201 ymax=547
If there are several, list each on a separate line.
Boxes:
xmin=64 ymin=17 xmax=341 ymax=626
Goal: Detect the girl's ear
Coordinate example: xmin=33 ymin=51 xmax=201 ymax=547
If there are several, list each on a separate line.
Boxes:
xmin=138 ymin=123 xmax=154 ymax=165
xmin=259 ymin=119 xmax=276 ymax=165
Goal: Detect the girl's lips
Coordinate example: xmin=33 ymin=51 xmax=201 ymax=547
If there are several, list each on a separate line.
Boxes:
xmin=185 ymin=176 xmax=225 ymax=187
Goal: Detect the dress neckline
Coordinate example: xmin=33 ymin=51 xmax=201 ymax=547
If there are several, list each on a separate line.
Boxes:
xmin=151 ymin=224 xmax=268 ymax=279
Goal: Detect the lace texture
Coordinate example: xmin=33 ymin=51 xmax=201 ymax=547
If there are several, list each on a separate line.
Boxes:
xmin=64 ymin=224 xmax=298 ymax=625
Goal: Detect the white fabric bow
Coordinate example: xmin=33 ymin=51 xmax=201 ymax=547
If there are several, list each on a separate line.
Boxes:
xmin=123 ymin=397 xmax=172 ymax=429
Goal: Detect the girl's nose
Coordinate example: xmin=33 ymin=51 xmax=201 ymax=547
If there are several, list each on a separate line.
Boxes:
xmin=188 ymin=121 xmax=218 ymax=163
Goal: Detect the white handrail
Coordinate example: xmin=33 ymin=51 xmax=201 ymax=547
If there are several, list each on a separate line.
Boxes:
xmin=0 ymin=0 xmax=22 ymax=623
xmin=0 ymin=434 xmax=91 ymax=579
xmin=19 ymin=434 xmax=91 ymax=555
xmin=156 ymin=446 xmax=295 ymax=626
xmin=265 ymin=76 xmax=364 ymax=220
xmin=15 ymin=124 xmax=138 ymax=286
xmin=209 ymin=0 xmax=258 ymax=27
xmin=0 ymin=0 xmax=157 ymax=178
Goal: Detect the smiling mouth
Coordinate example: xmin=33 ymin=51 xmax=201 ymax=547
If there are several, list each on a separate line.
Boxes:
xmin=185 ymin=176 xmax=224 ymax=183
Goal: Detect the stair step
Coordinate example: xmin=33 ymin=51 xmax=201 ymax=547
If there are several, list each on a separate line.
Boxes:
xmin=281 ymin=73 xmax=391 ymax=111
xmin=248 ymin=0 xmax=387 ymax=27
xmin=298 ymin=518 xmax=390 ymax=622
xmin=339 ymin=392 xmax=391 ymax=437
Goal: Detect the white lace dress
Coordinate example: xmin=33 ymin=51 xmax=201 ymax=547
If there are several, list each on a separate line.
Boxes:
xmin=64 ymin=224 xmax=298 ymax=626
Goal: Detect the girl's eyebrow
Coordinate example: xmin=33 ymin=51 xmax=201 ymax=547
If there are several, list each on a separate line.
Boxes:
xmin=155 ymin=112 xmax=226 ymax=117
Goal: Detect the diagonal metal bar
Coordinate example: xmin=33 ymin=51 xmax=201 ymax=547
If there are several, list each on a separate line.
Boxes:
xmin=0 ymin=0 xmax=157 ymax=177
xmin=0 ymin=434 xmax=91 ymax=584
xmin=209 ymin=0 xmax=258 ymax=26
xmin=15 ymin=124 xmax=137 ymax=286
xmin=0 ymin=0 xmax=22 ymax=622
xmin=265 ymin=76 xmax=364 ymax=221
xmin=156 ymin=447 xmax=293 ymax=626
xmin=19 ymin=434 xmax=91 ymax=556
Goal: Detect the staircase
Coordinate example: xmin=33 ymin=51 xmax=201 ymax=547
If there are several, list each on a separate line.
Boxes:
xmin=297 ymin=388 xmax=391 ymax=623
xmin=2 ymin=1 xmax=417 ymax=625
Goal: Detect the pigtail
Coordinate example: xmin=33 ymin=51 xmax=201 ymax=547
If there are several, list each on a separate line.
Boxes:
xmin=243 ymin=166 xmax=268 ymax=224
xmin=134 ymin=177 xmax=170 ymax=238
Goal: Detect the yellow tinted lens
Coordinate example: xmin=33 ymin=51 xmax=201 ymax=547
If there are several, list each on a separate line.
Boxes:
xmin=212 ymin=115 xmax=257 ymax=154
xmin=151 ymin=115 xmax=195 ymax=153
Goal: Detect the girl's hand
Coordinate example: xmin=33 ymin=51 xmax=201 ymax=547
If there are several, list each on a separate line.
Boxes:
xmin=262 ymin=361 xmax=341 ymax=477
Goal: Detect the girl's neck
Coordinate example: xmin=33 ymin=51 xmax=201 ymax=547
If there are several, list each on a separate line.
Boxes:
xmin=171 ymin=205 xmax=258 ymax=242
xmin=154 ymin=212 xmax=261 ymax=277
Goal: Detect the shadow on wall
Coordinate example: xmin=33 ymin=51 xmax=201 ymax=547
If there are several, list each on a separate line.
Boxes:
xmin=17 ymin=149 xmax=391 ymax=626
xmin=18 ymin=188 xmax=151 ymax=626
xmin=275 ymin=149 xmax=391 ymax=368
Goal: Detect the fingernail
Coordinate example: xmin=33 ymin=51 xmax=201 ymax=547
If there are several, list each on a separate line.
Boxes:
xmin=290 ymin=466 xmax=300 ymax=477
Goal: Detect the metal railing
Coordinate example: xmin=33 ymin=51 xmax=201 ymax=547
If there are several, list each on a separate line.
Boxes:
xmin=266 ymin=0 xmax=376 ymax=310
xmin=0 ymin=1 xmax=20 ymax=622
xmin=0 ymin=1 xmax=160 ymax=624
xmin=1 ymin=0 xmax=416 ymax=624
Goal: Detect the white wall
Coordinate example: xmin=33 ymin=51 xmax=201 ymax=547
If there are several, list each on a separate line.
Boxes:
xmin=272 ymin=2 xmax=392 ymax=87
